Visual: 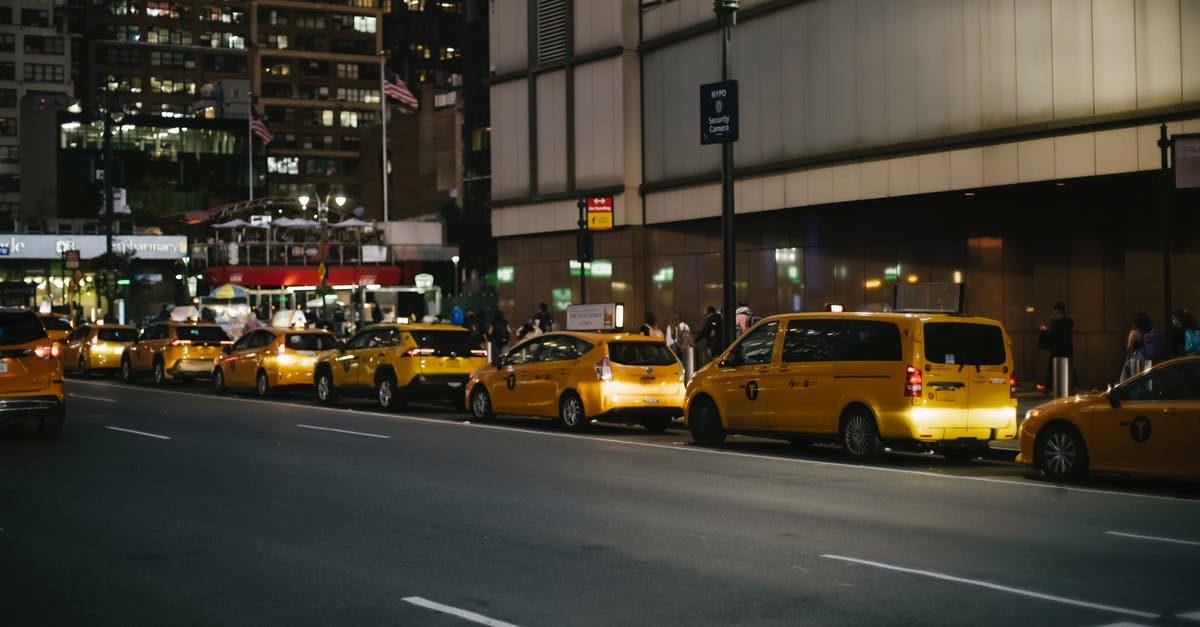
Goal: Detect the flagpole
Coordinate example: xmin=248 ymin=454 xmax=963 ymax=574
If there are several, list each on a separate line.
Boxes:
xmin=379 ymin=54 xmax=389 ymax=223
xmin=248 ymin=93 xmax=254 ymax=201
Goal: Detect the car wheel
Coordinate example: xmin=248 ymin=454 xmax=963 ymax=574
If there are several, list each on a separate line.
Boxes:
xmin=470 ymin=386 xmax=494 ymax=421
xmin=120 ymin=356 xmax=136 ymax=383
xmin=39 ymin=405 xmax=65 ymax=441
xmin=256 ymin=370 xmax=272 ymax=398
xmin=558 ymin=392 xmax=588 ymax=432
xmin=1038 ymin=423 xmax=1089 ymax=481
xmin=376 ymin=374 xmax=398 ymax=410
xmin=77 ymin=357 xmax=88 ymax=378
xmin=643 ymin=415 xmax=671 ymax=434
xmin=212 ymin=368 xmax=227 ymax=394
xmin=315 ymin=369 xmax=337 ymax=405
xmin=152 ymin=358 xmax=166 ymax=385
xmin=688 ymin=397 xmax=727 ymax=447
xmin=840 ymin=410 xmax=884 ymax=460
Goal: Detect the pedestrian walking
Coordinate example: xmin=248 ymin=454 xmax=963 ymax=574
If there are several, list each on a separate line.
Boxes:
xmin=1036 ymin=301 xmax=1077 ymax=394
xmin=1170 ymin=309 xmax=1200 ymax=357
xmin=735 ymin=302 xmax=757 ymax=336
xmin=1120 ymin=312 xmax=1165 ymax=381
xmin=694 ymin=306 xmax=724 ymax=362
xmin=533 ymin=302 xmax=555 ymax=333
xmin=487 ymin=310 xmax=511 ymax=364
xmin=638 ymin=312 xmax=664 ymax=338
xmin=665 ymin=311 xmax=692 ymax=358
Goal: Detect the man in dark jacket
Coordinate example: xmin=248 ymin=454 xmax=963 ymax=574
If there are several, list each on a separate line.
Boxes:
xmin=1038 ymin=301 xmax=1076 ymax=394
xmin=694 ymin=306 xmax=724 ymax=362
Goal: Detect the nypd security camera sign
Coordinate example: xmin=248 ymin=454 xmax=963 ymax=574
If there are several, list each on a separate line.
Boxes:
xmin=700 ymin=80 xmax=738 ymax=145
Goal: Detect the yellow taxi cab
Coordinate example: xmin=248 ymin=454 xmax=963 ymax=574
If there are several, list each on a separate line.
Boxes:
xmin=464 ymin=331 xmax=686 ymax=432
xmin=58 ymin=324 xmax=138 ymax=376
xmin=1017 ymin=356 xmax=1200 ymax=481
xmin=213 ymin=327 xmax=337 ymax=397
xmin=120 ymin=320 xmax=232 ymax=384
xmin=685 ymin=312 xmax=1018 ymax=460
xmin=313 ymin=323 xmax=488 ymax=410
xmin=0 ymin=309 xmax=65 ymax=438
xmin=37 ymin=312 xmax=73 ymax=344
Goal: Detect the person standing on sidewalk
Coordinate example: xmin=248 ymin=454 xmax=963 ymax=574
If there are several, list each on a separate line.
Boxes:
xmin=1037 ymin=301 xmax=1076 ymax=394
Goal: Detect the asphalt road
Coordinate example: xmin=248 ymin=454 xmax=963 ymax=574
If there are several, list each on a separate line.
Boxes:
xmin=2 ymin=378 xmax=1198 ymax=626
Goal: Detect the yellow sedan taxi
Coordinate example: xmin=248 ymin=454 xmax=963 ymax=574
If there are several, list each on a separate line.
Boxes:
xmin=1018 ymin=356 xmax=1200 ymax=481
xmin=0 ymin=309 xmax=65 ymax=438
xmin=121 ymin=321 xmax=232 ymax=384
xmin=464 ymin=331 xmax=685 ymax=432
xmin=213 ymin=327 xmax=337 ymax=397
xmin=58 ymin=324 xmax=138 ymax=376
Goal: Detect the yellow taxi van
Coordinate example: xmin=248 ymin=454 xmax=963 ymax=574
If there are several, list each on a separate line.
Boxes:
xmin=0 ymin=309 xmax=65 ymax=438
xmin=684 ymin=312 xmax=1017 ymax=460
xmin=213 ymin=327 xmax=337 ymax=397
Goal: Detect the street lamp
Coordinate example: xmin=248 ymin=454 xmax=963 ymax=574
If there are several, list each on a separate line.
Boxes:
xmin=451 ymin=255 xmax=460 ymax=296
xmin=100 ymin=92 xmax=130 ymax=320
xmin=298 ymin=190 xmax=346 ymax=226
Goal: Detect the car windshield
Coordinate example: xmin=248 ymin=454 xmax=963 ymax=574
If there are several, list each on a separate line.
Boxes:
xmin=285 ymin=333 xmax=336 ymax=351
xmin=98 ymin=328 xmax=138 ymax=342
xmin=177 ymin=326 xmax=230 ymax=342
xmin=0 ymin=311 xmax=48 ymax=345
xmin=408 ymin=329 xmax=479 ymax=356
xmin=40 ymin=315 xmax=73 ymax=331
xmin=923 ymin=322 xmax=1007 ymax=365
xmin=607 ymin=341 xmax=678 ymax=366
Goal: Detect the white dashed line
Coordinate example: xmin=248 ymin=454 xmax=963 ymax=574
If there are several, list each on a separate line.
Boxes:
xmin=1176 ymin=610 xmax=1200 ymax=621
xmin=71 ymin=393 xmax=116 ymax=402
xmin=1090 ymin=623 xmax=1151 ymax=627
xmin=296 ymin=424 xmax=391 ymax=439
xmin=105 ymin=426 xmax=170 ymax=440
xmin=821 ymin=554 xmax=1159 ymax=619
xmin=402 ymin=597 xmax=520 ymax=627
xmin=1105 ymin=531 xmax=1200 ymax=547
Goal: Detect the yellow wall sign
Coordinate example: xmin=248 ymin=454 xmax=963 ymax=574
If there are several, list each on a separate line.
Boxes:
xmin=317 ymin=262 xmax=327 ymax=284
xmin=586 ymin=196 xmax=613 ymax=230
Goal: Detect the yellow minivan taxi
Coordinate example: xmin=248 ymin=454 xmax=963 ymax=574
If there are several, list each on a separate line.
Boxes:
xmin=684 ymin=312 xmax=1017 ymax=460
xmin=213 ymin=327 xmax=337 ymax=397
xmin=0 ymin=309 xmax=65 ymax=438
xmin=464 ymin=331 xmax=685 ymax=432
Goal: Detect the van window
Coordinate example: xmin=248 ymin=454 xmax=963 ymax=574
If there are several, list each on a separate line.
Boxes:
xmin=608 ymin=341 xmax=678 ymax=366
xmin=724 ymin=320 xmax=778 ymax=366
xmin=923 ymin=322 xmax=1006 ymax=365
xmin=782 ymin=319 xmax=900 ymax=362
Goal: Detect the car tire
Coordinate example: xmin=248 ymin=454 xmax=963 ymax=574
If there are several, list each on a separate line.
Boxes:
xmin=376 ymin=374 xmax=399 ymax=411
xmin=688 ymin=397 xmax=727 ymax=447
xmin=39 ymin=405 xmax=65 ymax=441
xmin=558 ymin=392 xmax=588 ymax=432
xmin=470 ymin=386 xmax=494 ymax=421
xmin=315 ymin=369 xmax=337 ymax=405
xmin=839 ymin=410 xmax=884 ymax=460
xmin=1038 ymin=423 xmax=1089 ymax=482
xmin=643 ymin=415 xmax=671 ymax=434
xmin=213 ymin=368 xmax=227 ymax=394
xmin=120 ymin=356 xmax=136 ymax=383
xmin=152 ymin=358 xmax=166 ymax=386
xmin=256 ymin=370 xmax=272 ymax=398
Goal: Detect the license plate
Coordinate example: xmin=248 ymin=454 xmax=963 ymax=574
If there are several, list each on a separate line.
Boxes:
xmin=297 ymin=350 xmax=316 ymax=356
xmin=448 ymin=381 xmax=462 ymax=388
xmin=642 ymin=397 xmax=659 ymax=404
xmin=0 ymin=360 xmax=7 ymax=374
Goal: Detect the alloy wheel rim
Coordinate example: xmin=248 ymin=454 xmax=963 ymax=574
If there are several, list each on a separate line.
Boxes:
xmin=473 ymin=390 xmax=489 ymax=417
xmin=317 ymin=376 xmax=330 ymax=400
xmin=1044 ymin=432 xmax=1077 ymax=476
xmin=257 ymin=374 xmax=267 ymax=396
xmin=214 ymin=371 xmax=223 ymax=391
xmin=845 ymin=416 xmax=871 ymax=455
xmin=563 ymin=398 xmax=581 ymax=426
xmin=379 ymin=380 xmax=392 ymax=407
xmin=154 ymin=364 xmax=164 ymax=383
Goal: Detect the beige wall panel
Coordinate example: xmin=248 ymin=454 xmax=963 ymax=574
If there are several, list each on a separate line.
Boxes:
xmin=492 ymin=206 xmax=517 ymax=237
xmin=685 ymin=185 xmax=710 ymax=220
xmin=809 ymin=166 xmax=834 ymax=205
xmin=1184 ymin=0 xmax=1200 ymax=101
xmin=1092 ymin=0 xmax=1137 ymax=115
xmin=1017 ymin=137 xmax=1055 ymax=182
xmin=860 ymin=159 xmax=890 ymax=199
xmin=953 ymin=0 xmax=985 ymax=134
xmin=642 ymin=35 xmax=718 ymax=182
xmin=1053 ymin=133 xmax=1096 ymax=179
xmin=981 ymin=0 xmax=1018 ymax=127
xmin=490 ymin=0 xmax=528 ymax=75
xmin=700 ymin=183 xmax=721 ymax=218
xmin=536 ymin=70 xmax=568 ymax=194
xmin=490 ymin=79 xmax=530 ymax=200
xmin=888 ymin=156 xmax=919 ymax=197
xmin=733 ymin=15 xmax=783 ymax=166
xmin=784 ymin=170 xmax=809 ymax=208
xmin=918 ymin=152 xmax=951 ymax=194
xmin=574 ymin=59 xmax=623 ymax=189
xmin=1185 ymin=120 xmax=1200 ymax=133
xmin=982 ymin=143 xmax=1020 ymax=186
xmin=855 ymin=0 xmax=888 ymax=146
xmin=780 ymin=4 xmax=810 ymax=157
xmin=828 ymin=0 xmax=859 ymax=150
xmin=762 ymin=174 xmax=786 ymax=212
xmin=805 ymin=1 xmax=835 ymax=154
xmin=573 ymin=0 xmax=621 ymax=56
xmin=735 ymin=177 xmax=763 ymax=215
xmin=833 ymin=163 xmax=860 ymax=202
xmin=1094 ymin=127 xmax=1139 ymax=175
xmin=916 ymin=0 xmax=950 ymax=138
xmin=1051 ymin=0 xmax=1094 ymax=119
xmin=950 ymin=147 xmax=984 ymax=189
xmin=1014 ymin=0 xmax=1053 ymax=124
xmin=1135 ymin=0 xmax=1182 ymax=108
xmin=884 ymin=0 xmax=919 ymax=144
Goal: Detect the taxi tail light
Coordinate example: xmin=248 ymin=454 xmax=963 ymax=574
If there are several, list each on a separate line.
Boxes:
xmin=33 ymin=344 xmax=60 ymax=359
xmin=90 ymin=336 xmax=100 ymax=346
xmin=1010 ymin=373 xmax=1017 ymax=399
xmin=594 ymin=355 xmax=613 ymax=382
xmin=904 ymin=365 xmax=922 ymax=397
xmin=470 ymin=348 xmax=488 ymax=357
xmin=221 ymin=340 xmax=234 ymax=345
xmin=277 ymin=344 xmax=287 ymax=356
xmin=171 ymin=339 xmax=192 ymax=346
xmin=405 ymin=347 xmax=436 ymax=357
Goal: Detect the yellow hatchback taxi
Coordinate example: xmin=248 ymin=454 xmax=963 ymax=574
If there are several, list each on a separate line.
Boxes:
xmin=0 ymin=309 xmax=65 ymax=438
xmin=38 ymin=312 xmax=73 ymax=344
xmin=59 ymin=324 xmax=138 ymax=376
xmin=121 ymin=321 xmax=232 ymax=384
xmin=314 ymin=323 xmax=488 ymax=410
xmin=1017 ymin=356 xmax=1200 ymax=481
xmin=213 ymin=327 xmax=337 ymax=397
xmin=464 ymin=332 xmax=686 ymax=432
xmin=685 ymin=312 xmax=1017 ymax=460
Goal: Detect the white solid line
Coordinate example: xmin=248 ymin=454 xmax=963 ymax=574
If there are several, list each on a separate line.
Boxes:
xmin=1105 ymin=531 xmax=1200 ymax=547
xmin=821 ymin=555 xmax=1159 ymax=619
xmin=402 ymin=596 xmax=520 ymax=627
xmin=1176 ymin=610 xmax=1200 ymax=621
xmin=105 ymin=426 xmax=170 ymax=440
xmin=70 ymin=393 xmax=116 ymax=402
xmin=296 ymin=424 xmax=390 ymax=439
xmin=1092 ymin=623 xmax=1152 ymax=627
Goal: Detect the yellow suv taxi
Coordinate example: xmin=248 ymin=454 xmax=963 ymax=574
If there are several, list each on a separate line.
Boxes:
xmin=313 ymin=323 xmax=488 ymax=410
xmin=213 ymin=327 xmax=337 ymax=397
xmin=37 ymin=312 xmax=73 ymax=344
xmin=120 ymin=321 xmax=232 ymax=384
xmin=0 ymin=309 xmax=65 ymax=438
xmin=59 ymin=324 xmax=138 ymax=376
xmin=685 ymin=312 xmax=1017 ymax=460
xmin=464 ymin=331 xmax=686 ymax=432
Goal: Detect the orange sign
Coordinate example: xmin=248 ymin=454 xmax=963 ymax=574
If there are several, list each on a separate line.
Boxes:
xmin=317 ymin=262 xmax=327 ymax=285
xmin=586 ymin=196 xmax=613 ymax=230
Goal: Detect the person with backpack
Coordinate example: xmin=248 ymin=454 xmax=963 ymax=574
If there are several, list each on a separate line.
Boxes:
xmin=1170 ymin=309 xmax=1200 ymax=357
xmin=533 ymin=302 xmax=555 ymax=334
xmin=1120 ymin=312 xmax=1165 ymax=381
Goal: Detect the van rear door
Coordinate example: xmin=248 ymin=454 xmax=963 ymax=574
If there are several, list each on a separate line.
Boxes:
xmin=922 ymin=321 xmax=1012 ymax=437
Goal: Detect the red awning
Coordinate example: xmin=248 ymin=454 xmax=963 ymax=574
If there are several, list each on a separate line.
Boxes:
xmin=202 ymin=265 xmax=403 ymax=287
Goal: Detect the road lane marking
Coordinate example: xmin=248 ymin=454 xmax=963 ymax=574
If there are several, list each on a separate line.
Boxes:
xmin=821 ymin=555 xmax=1159 ymax=619
xmin=1106 ymin=531 xmax=1200 ymax=547
xmin=296 ymin=424 xmax=390 ymax=439
xmin=70 ymin=393 xmax=116 ymax=402
xmin=1177 ymin=611 xmax=1200 ymax=621
xmin=402 ymin=597 xmax=519 ymax=627
xmin=106 ymin=426 xmax=170 ymax=440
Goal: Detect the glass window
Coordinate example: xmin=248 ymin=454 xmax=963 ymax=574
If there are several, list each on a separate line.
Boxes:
xmin=0 ymin=33 xmax=14 ymax=53
xmin=608 ymin=341 xmax=680 ymax=366
xmin=723 ymin=321 xmax=778 ymax=366
xmin=534 ymin=334 xmax=591 ymax=362
xmin=923 ymin=322 xmax=1006 ymax=366
xmin=346 ymin=330 xmax=374 ymax=350
xmin=146 ymin=324 xmax=168 ymax=340
xmin=500 ymin=343 xmax=538 ymax=366
xmin=39 ymin=315 xmax=73 ymax=331
xmin=232 ymin=332 xmax=256 ymax=351
xmin=782 ymin=319 xmax=835 ymax=363
xmin=285 ymin=333 xmax=336 ymax=351
xmin=1118 ymin=363 xmax=1200 ymax=402
xmin=97 ymin=328 xmax=138 ymax=342
xmin=177 ymin=325 xmax=231 ymax=342
xmin=407 ymin=329 xmax=478 ymax=357
xmin=0 ymin=311 xmax=47 ymax=344
xmin=833 ymin=320 xmax=902 ymax=361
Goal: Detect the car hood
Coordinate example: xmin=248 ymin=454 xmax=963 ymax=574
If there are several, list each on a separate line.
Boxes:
xmin=1028 ymin=392 xmax=1109 ymax=414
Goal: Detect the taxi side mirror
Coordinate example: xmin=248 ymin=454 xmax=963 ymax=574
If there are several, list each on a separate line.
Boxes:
xmin=1107 ymin=387 xmax=1121 ymax=408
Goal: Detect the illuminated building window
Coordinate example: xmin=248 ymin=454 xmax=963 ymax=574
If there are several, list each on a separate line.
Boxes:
xmin=295 ymin=13 xmax=325 ymax=29
xmin=268 ymin=157 xmax=299 ymax=175
xmin=336 ymin=63 xmax=359 ymax=79
xmin=321 ymin=110 xmax=334 ymax=126
xmin=24 ymin=63 xmax=65 ymax=83
xmin=145 ymin=1 xmax=179 ymax=18
xmin=339 ymin=111 xmax=359 ymax=128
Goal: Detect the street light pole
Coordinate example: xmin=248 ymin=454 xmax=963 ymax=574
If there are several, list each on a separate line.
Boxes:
xmin=451 ymin=255 xmax=460 ymax=296
xmin=102 ymin=104 xmax=116 ymax=319
xmin=715 ymin=0 xmax=739 ymax=349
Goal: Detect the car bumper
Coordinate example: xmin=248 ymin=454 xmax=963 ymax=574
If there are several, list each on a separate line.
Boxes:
xmin=400 ymin=374 xmax=470 ymax=398
xmin=272 ymin=368 xmax=315 ymax=388
xmin=168 ymin=359 xmax=217 ymax=378
xmin=85 ymin=351 xmax=125 ymax=370
xmin=0 ymin=395 xmax=64 ymax=426
xmin=594 ymin=406 xmax=684 ymax=423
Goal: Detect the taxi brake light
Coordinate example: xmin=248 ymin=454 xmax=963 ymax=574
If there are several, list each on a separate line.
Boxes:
xmin=469 ymin=348 xmax=488 ymax=357
xmin=33 ymin=344 xmax=60 ymax=359
xmin=90 ymin=336 xmax=100 ymax=346
xmin=277 ymin=344 xmax=287 ymax=355
xmin=904 ymin=365 xmax=922 ymax=397
xmin=171 ymin=339 xmax=192 ymax=346
xmin=406 ymin=347 xmax=435 ymax=357
xmin=1010 ymin=373 xmax=1017 ymax=399
xmin=594 ymin=355 xmax=613 ymax=382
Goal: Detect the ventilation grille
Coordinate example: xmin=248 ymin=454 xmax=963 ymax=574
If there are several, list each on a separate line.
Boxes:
xmin=536 ymin=0 xmax=568 ymax=65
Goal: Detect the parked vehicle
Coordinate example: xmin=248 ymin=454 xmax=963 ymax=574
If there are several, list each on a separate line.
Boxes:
xmin=121 ymin=321 xmax=231 ymax=384
xmin=0 ymin=309 xmax=65 ymax=438
xmin=213 ymin=328 xmax=337 ymax=397
xmin=59 ymin=324 xmax=138 ymax=376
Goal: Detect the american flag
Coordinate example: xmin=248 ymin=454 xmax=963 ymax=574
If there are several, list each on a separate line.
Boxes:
xmin=384 ymin=66 xmax=419 ymax=108
xmin=250 ymin=108 xmax=273 ymax=144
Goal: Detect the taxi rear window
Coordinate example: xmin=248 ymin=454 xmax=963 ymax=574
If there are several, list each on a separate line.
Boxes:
xmin=40 ymin=315 xmax=73 ymax=331
xmin=409 ymin=329 xmax=478 ymax=356
xmin=177 ymin=326 xmax=230 ymax=342
xmin=607 ymin=342 xmax=678 ymax=366
xmin=98 ymin=328 xmax=138 ymax=342
xmin=0 ymin=311 xmax=48 ymax=344
xmin=285 ymin=333 xmax=335 ymax=351
xmin=923 ymin=322 xmax=1006 ymax=365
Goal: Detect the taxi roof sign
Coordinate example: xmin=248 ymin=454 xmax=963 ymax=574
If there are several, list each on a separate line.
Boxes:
xmin=566 ymin=303 xmax=624 ymax=331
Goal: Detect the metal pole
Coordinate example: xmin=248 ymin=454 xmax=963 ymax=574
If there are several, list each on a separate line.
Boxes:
xmin=248 ymin=93 xmax=254 ymax=201
xmin=577 ymin=197 xmax=587 ymax=305
xmin=1157 ymin=123 xmax=1172 ymax=332
xmin=716 ymin=1 xmax=738 ymax=349
xmin=103 ymin=109 xmax=115 ymax=319
xmin=1051 ymin=357 xmax=1070 ymax=398
xmin=380 ymin=54 xmax=390 ymax=224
